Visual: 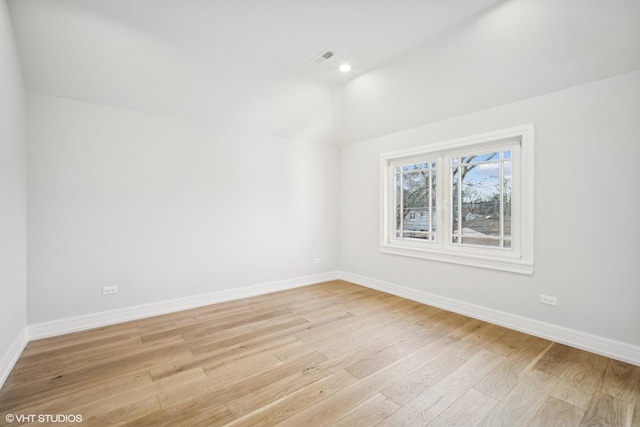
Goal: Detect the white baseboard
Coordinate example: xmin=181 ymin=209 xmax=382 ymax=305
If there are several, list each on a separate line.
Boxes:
xmin=338 ymin=271 xmax=640 ymax=366
xmin=18 ymin=269 xmax=640 ymax=371
xmin=28 ymin=272 xmax=339 ymax=341
xmin=0 ymin=328 xmax=29 ymax=389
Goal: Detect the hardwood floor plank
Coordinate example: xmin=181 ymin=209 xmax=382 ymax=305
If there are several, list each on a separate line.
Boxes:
xmin=427 ymin=388 xmax=499 ymax=427
xmin=190 ymin=317 xmax=309 ymax=357
xmin=286 ymin=297 xmax=399 ymax=338
xmin=22 ymin=323 xmax=140 ymax=355
xmin=170 ymin=304 xmax=256 ymax=329
xmin=0 ymin=366 xmax=154 ymax=416
xmin=388 ymin=301 xmax=441 ymax=325
xmin=224 ymin=370 xmax=358 ymax=426
xmin=473 ymin=336 xmax=552 ymax=400
xmin=478 ymin=369 xmax=559 ymax=427
xmin=80 ymin=396 xmax=161 ymax=427
xmin=158 ymin=351 xmax=327 ymax=409
xmin=316 ymin=319 xmax=420 ymax=360
xmin=120 ymin=400 xmax=234 ymax=427
xmin=6 ymin=335 xmax=186 ymax=385
xmin=294 ymin=322 xmax=358 ymax=346
xmin=148 ymin=327 xmax=284 ymax=383
xmin=186 ymin=317 xmax=289 ymax=349
xmin=447 ymin=318 xmax=484 ymax=339
xmin=551 ymin=351 xmax=609 ymax=410
xmin=7 ymin=336 xmax=139 ymax=382
xmin=344 ymin=327 xmax=440 ymax=379
xmin=148 ymin=351 xmax=199 ymax=381
xmin=534 ymin=343 xmax=585 ymax=377
xmin=377 ymin=350 xmax=504 ymax=426
xmin=284 ymin=301 xmax=351 ymax=321
xmin=298 ymin=329 xmax=445 ymax=383
xmin=417 ymin=310 xmax=473 ymax=335
xmin=13 ymin=368 xmax=209 ymax=426
xmin=277 ymin=335 xmax=470 ymax=427
xmin=485 ymin=328 xmax=536 ymax=357
xmin=19 ymin=333 xmax=133 ymax=362
xmin=290 ymin=311 xmax=356 ymax=335
xmin=579 ymin=391 xmax=633 ymax=427
xmin=331 ymin=393 xmax=401 ymax=426
xmin=204 ymin=351 xmax=283 ymax=385
xmin=347 ymin=306 xmax=414 ymax=331
xmin=601 ymin=359 xmax=640 ymax=403
xmin=381 ymin=344 xmax=466 ymax=406
xmin=448 ymin=321 xmax=510 ymax=360
xmin=0 ymin=338 xmax=188 ymax=411
xmin=632 ymin=394 xmax=640 ymax=427
xmin=142 ymin=308 xmax=293 ymax=343
xmin=226 ymin=370 xmax=314 ymax=418
xmin=274 ymin=326 xmax=360 ymax=363
xmin=130 ymin=320 xmax=181 ymax=340
xmin=261 ymin=298 xmax=347 ymax=325
xmin=199 ymin=334 xmax=301 ymax=374
xmin=528 ymin=396 xmax=584 ymax=427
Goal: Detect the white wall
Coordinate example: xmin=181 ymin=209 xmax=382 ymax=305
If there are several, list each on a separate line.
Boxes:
xmin=0 ymin=0 xmax=27 ymax=378
xmin=27 ymin=94 xmax=339 ymax=324
xmin=339 ymin=70 xmax=640 ymax=348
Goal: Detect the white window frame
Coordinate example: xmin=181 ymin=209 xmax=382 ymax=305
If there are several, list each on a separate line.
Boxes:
xmin=380 ymin=124 xmax=534 ymax=274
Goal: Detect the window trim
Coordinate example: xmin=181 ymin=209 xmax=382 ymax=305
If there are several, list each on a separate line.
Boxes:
xmin=379 ymin=124 xmax=534 ymax=274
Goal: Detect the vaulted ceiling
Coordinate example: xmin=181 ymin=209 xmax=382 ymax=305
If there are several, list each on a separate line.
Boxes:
xmin=7 ymin=0 xmax=640 ymax=144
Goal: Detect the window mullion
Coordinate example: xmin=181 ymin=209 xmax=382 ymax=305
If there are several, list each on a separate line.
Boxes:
xmin=456 ymin=162 xmax=462 ymax=244
xmin=428 ymin=166 xmax=433 ymax=241
xmin=398 ymin=171 xmax=404 ymax=239
xmin=500 ymin=153 xmax=505 ymax=248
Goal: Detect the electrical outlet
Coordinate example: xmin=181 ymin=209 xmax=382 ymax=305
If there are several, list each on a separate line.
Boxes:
xmin=102 ymin=286 xmax=118 ymax=296
xmin=540 ymin=294 xmax=557 ymax=306
xmin=314 ymin=258 xmax=321 ymax=264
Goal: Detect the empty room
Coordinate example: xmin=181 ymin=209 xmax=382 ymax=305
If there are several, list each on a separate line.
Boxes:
xmin=1 ymin=0 xmax=639 ymax=425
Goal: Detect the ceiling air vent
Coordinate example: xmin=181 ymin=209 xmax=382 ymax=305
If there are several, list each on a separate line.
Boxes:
xmin=311 ymin=49 xmax=335 ymax=64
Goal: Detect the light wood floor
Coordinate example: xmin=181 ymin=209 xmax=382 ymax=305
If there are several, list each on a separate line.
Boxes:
xmin=1 ymin=281 xmax=639 ymax=426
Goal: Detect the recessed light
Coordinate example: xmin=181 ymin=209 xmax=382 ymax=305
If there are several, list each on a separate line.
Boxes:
xmin=339 ymin=64 xmax=352 ymax=73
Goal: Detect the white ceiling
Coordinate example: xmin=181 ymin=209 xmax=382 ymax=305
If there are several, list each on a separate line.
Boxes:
xmin=7 ymin=0 xmax=640 ymax=144
xmin=7 ymin=0 xmax=502 ymax=143
xmin=9 ymin=0 xmax=501 ymax=86
xmin=340 ymin=0 xmax=640 ymax=142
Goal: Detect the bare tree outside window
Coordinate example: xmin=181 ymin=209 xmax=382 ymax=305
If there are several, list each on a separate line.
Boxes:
xmin=451 ymin=151 xmax=511 ymax=248
xmin=394 ymin=162 xmax=436 ymax=241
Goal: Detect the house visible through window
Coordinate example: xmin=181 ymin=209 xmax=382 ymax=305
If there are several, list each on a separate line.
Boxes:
xmin=380 ymin=125 xmax=534 ymax=274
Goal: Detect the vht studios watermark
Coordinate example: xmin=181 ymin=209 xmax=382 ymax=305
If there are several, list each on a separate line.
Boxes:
xmin=5 ymin=413 xmax=83 ymax=423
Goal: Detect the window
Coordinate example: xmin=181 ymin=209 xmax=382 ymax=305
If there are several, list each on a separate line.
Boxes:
xmin=395 ymin=161 xmax=436 ymax=239
xmin=451 ymin=149 xmax=512 ymax=248
xmin=380 ymin=125 xmax=534 ymax=274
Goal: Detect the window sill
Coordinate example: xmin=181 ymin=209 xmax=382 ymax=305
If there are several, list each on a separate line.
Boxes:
xmin=379 ymin=243 xmax=533 ymax=275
